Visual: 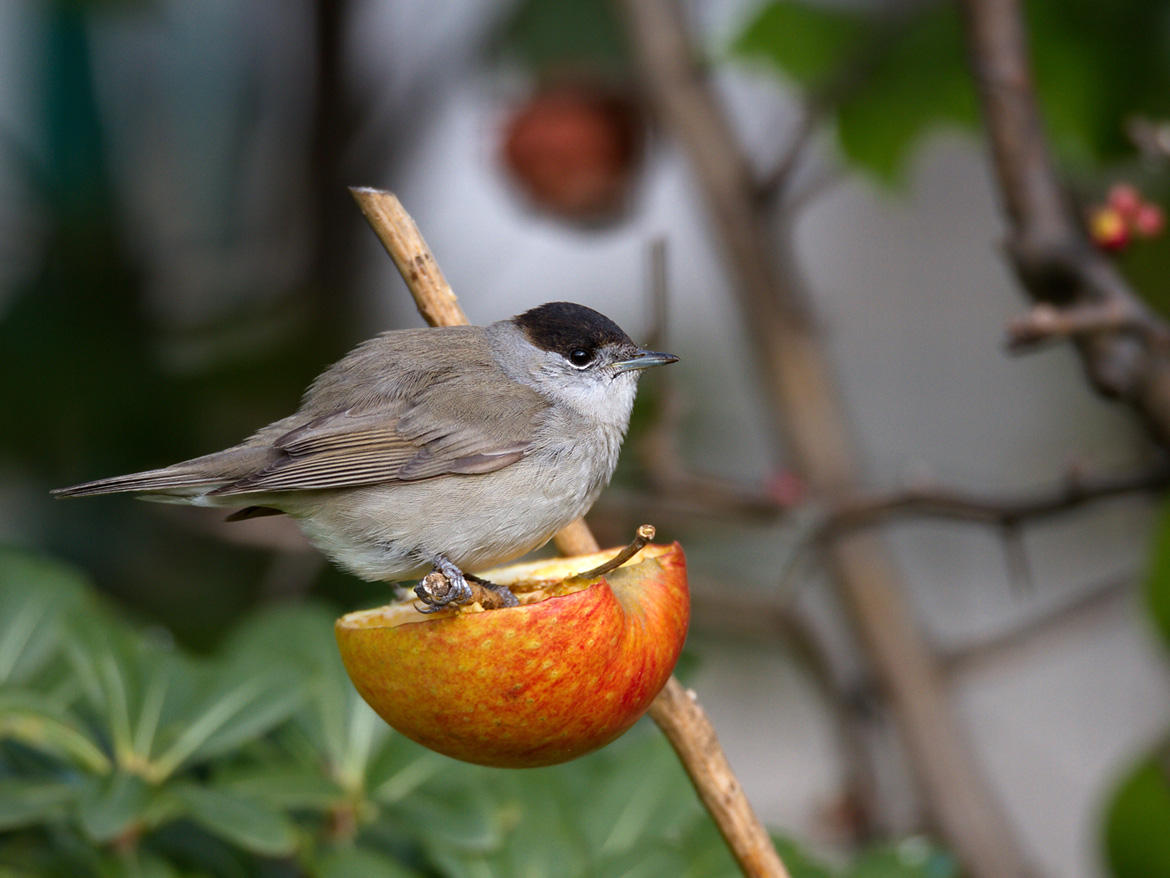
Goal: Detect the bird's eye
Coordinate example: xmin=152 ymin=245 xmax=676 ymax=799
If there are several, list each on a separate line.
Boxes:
xmin=568 ymin=349 xmax=594 ymax=367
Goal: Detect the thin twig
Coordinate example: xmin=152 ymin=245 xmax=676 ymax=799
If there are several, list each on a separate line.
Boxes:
xmin=350 ymin=186 xmax=790 ymax=878
xmin=1006 ymin=301 xmax=1170 ymax=353
xmin=1126 ymin=115 xmax=1170 ymax=164
xmin=820 ymin=465 xmax=1170 ymax=535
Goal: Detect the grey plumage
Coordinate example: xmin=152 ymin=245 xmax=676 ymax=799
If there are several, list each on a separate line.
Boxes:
xmin=54 ymin=303 xmax=677 ymax=591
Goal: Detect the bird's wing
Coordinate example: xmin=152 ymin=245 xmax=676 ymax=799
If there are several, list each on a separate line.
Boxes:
xmin=209 ymin=373 xmax=548 ymax=495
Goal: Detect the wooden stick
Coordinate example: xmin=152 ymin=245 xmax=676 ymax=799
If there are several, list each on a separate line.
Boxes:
xmin=350 ymin=186 xmax=790 ymax=877
xmin=350 ymin=187 xmax=468 ymax=327
xmin=648 ymin=678 xmax=790 ymax=877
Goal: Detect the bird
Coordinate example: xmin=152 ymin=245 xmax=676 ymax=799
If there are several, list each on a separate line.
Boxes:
xmin=53 ymin=302 xmax=678 ymax=609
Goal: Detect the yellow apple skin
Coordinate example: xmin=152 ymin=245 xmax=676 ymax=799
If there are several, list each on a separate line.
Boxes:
xmin=335 ymin=543 xmax=688 ymax=768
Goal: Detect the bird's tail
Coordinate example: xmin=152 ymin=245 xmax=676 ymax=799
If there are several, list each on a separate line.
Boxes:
xmin=51 ymin=465 xmax=223 ymax=500
xmin=52 ymin=447 xmax=274 ymax=502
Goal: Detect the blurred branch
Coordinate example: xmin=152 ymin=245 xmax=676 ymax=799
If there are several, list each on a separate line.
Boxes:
xmin=691 ymin=571 xmax=1136 ymax=690
xmin=348 ymin=187 xmax=791 ymax=878
xmin=617 ymin=1 xmax=1034 ymax=875
xmin=960 ymin=0 xmax=1170 ymax=445
xmin=1126 ymin=116 xmax=1170 ymax=165
xmin=631 ymin=430 xmax=1167 ymax=533
xmin=755 ymin=101 xmax=822 ymax=206
xmin=1006 ymin=301 xmax=1170 ymax=354
xmin=820 ymin=465 xmax=1170 ymax=535
xmin=942 ymin=571 xmax=1134 ymax=680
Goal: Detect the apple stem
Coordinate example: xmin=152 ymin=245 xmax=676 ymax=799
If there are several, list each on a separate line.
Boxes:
xmin=569 ymin=524 xmax=656 ymax=581
xmin=352 ymin=186 xmax=793 ymax=878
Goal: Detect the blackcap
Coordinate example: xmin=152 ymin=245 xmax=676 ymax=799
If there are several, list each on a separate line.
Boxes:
xmin=53 ymin=302 xmax=677 ymax=608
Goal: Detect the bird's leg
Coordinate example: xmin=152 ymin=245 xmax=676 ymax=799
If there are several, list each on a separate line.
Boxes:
xmin=465 ymin=572 xmax=519 ymax=608
xmin=414 ymin=557 xmax=474 ymax=612
xmin=413 ymin=558 xmax=520 ymax=612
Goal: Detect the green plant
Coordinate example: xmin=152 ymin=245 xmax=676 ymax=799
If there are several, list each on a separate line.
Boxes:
xmin=0 ymin=547 xmax=953 ymax=876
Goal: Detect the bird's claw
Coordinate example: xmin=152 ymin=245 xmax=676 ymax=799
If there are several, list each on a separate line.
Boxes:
xmin=413 ymin=560 xmax=520 ymax=612
xmin=414 ymin=567 xmax=474 ymax=613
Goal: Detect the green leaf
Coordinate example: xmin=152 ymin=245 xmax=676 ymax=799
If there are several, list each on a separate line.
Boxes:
xmin=1104 ymin=749 xmax=1170 ymax=878
xmin=500 ymin=0 xmax=628 ymax=73
xmin=730 ymin=0 xmax=863 ymax=84
xmin=0 ymin=777 xmax=78 ymax=830
xmin=835 ymin=6 xmax=977 ymax=181
xmin=62 ymin=606 xmax=152 ymax=765
xmin=224 ymin=604 xmax=357 ymax=771
xmin=729 ymin=1 xmax=977 ymax=181
xmin=0 ymin=548 xmax=88 ymax=687
xmin=569 ymin=731 xmax=697 ymax=855
xmin=75 ymin=772 xmax=152 ymax=844
xmin=315 ymin=846 xmax=424 ymax=878
xmin=367 ymin=743 xmax=448 ymax=806
xmin=93 ymin=849 xmax=181 ymax=878
xmin=390 ymin=781 xmax=505 ymax=853
xmin=170 ymin=783 xmax=298 ymax=858
xmin=0 ymin=689 xmax=111 ymax=774
xmin=150 ymin=664 xmax=305 ymax=779
xmin=217 ymin=764 xmax=345 ymax=811
xmin=1027 ymin=0 xmax=1170 ymax=164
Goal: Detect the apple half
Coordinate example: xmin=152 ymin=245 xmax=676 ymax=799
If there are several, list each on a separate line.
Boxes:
xmin=335 ymin=542 xmax=688 ymax=768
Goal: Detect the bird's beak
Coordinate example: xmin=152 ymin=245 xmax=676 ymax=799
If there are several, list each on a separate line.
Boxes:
xmin=612 ymin=349 xmax=679 ymax=374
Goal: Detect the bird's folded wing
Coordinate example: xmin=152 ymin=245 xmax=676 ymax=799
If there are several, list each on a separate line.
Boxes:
xmin=209 ymin=377 xmax=547 ymax=494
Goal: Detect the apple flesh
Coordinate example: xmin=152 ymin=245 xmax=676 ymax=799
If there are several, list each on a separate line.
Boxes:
xmin=335 ymin=543 xmax=688 ymax=768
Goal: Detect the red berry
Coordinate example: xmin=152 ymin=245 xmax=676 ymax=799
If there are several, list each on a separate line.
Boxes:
xmin=1089 ymin=206 xmax=1130 ymax=251
xmin=1134 ymin=202 xmax=1165 ymax=238
xmin=1107 ymin=183 xmax=1143 ymax=220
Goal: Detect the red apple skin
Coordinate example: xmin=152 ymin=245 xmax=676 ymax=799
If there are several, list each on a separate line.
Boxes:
xmin=336 ymin=544 xmax=688 ymax=768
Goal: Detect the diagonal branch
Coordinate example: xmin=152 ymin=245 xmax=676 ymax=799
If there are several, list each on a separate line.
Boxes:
xmin=349 ymin=187 xmax=792 ymax=878
xmin=960 ymin=0 xmax=1170 ymax=445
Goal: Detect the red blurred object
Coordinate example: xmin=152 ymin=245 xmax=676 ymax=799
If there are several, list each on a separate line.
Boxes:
xmin=766 ymin=469 xmax=808 ymax=507
xmin=502 ymin=83 xmax=643 ymax=221
xmin=1089 ymin=205 xmax=1130 ymax=251
xmin=1107 ymin=182 xmax=1143 ymax=220
xmin=1134 ymin=202 xmax=1165 ymax=238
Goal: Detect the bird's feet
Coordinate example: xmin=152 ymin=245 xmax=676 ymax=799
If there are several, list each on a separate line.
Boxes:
xmin=467 ymin=572 xmax=519 ymax=608
xmin=414 ymin=558 xmax=519 ymax=612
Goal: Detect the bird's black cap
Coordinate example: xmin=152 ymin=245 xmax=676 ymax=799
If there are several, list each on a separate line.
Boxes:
xmin=513 ymin=302 xmax=635 ymax=356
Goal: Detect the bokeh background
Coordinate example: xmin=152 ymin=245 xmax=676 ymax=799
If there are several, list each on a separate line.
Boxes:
xmin=4 ymin=1 xmax=1170 ymax=876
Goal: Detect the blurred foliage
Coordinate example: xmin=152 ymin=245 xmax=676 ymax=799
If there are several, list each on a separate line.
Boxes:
xmin=729 ymin=0 xmax=1170 ymax=180
xmin=0 ymin=547 xmax=954 ymax=877
xmin=1104 ymin=502 xmax=1170 ymax=876
xmin=498 ymin=0 xmax=628 ymax=75
xmin=1103 ymin=746 xmax=1170 ymax=878
xmin=730 ymin=1 xmax=977 ymax=181
xmin=0 ymin=5 xmax=361 ymax=648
